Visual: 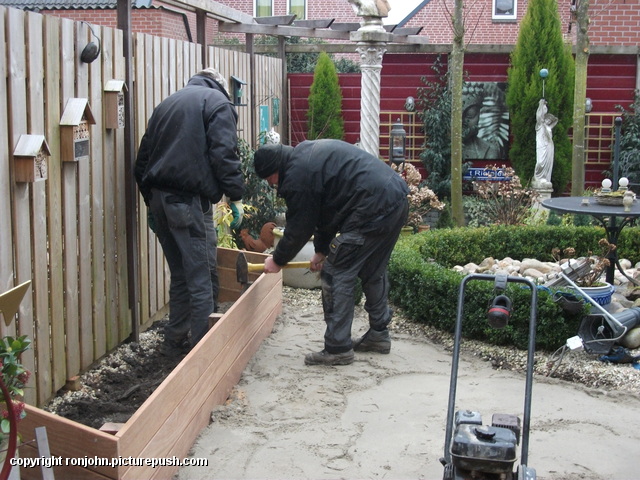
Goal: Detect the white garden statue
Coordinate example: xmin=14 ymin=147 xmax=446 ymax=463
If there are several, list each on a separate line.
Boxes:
xmin=263 ymin=127 xmax=280 ymax=145
xmin=347 ymin=0 xmax=391 ymax=18
xmin=533 ymin=98 xmax=558 ymax=190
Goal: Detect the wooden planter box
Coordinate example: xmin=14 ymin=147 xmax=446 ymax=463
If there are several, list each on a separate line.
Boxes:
xmin=18 ymin=248 xmax=282 ymax=480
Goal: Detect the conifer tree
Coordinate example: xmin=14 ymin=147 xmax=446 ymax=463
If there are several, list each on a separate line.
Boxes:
xmin=507 ymin=0 xmax=575 ymax=194
xmin=307 ymin=52 xmax=345 ymax=140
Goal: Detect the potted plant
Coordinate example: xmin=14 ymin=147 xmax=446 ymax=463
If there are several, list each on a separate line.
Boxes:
xmin=392 ymin=163 xmax=445 ymax=233
xmin=552 ymin=239 xmax=616 ymax=306
xmin=0 ymin=335 xmax=31 ymax=474
xmin=233 ymin=138 xmax=286 ymax=249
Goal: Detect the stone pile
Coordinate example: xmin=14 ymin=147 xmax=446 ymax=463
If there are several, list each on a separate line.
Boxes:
xmin=452 ymin=256 xmax=640 ymax=311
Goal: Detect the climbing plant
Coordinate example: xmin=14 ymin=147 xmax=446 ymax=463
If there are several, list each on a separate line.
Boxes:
xmin=615 ymin=91 xmax=640 ymax=186
xmin=417 ymin=56 xmax=453 ymax=200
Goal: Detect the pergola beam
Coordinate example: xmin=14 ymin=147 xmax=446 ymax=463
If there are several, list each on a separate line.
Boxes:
xmin=254 ymin=15 xmax=296 ymax=25
xmin=219 ymin=21 xmax=352 ymax=40
xmin=293 ymin=19 xmax=335 ymax=28
xmin=218 ymin=21 xmax=431 ymax=44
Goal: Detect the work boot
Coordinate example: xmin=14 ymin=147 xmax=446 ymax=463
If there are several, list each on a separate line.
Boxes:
xmin=352 ymin=329 xmax=391 ymax=354
xmin=304 ymin=349 xmax=355 ymax=366
xmin=159 ymin=337 xmax=190 ymax=357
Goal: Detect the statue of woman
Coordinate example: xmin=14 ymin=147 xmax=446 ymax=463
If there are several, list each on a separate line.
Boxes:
xmin=533 ymin=99 xmax=558 ymax=189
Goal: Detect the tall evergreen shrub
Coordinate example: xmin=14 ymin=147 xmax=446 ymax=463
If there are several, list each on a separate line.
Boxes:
xmin=506 ymin=0 xmax=574 ymax=194
xmin=307 ymin=52 xmax=345 ymax=140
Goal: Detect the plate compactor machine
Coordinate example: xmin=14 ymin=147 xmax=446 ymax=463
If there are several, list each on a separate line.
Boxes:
xmin=440 ymin=274 xmax=537 ymax=480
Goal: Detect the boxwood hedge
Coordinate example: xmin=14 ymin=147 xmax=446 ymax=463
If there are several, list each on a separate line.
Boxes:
xmin=388 ymin=226 xmax=640 ymax=351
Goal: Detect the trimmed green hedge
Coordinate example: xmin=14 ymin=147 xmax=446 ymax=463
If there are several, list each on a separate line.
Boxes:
xmin=416 ymin=225 xmax=640 ymax=268
xmin=388 ymin=225 xmax=640 ymax=351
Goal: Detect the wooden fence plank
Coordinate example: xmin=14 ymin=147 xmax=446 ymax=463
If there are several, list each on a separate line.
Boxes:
xmin=113 ymin=29 xmax=130 ymax=343
xmin=140 ymin=34 xmax=159 ymax=317
xmin=75 ymin=20 xmax=92 ymax=379
xmin=0 ymin=7 xmax=16 ymax=339
xmin=153 ymin=35 xmax=167 ymax=311
xmin=60 ymin=17 xmax=77 ymax=394
xmin=102 ymin=27 xmax=119 ymax=353
xmin=24 ymin=11 xmax=46 ymax=406
xmin=41 ymin=14 xmax=63 ymax=403
xmin=88 ymin=24 xmax=105 ymax=370
xmin=8 ymin=10 xmax=33 ymax=394
xmin=134 ymin=33 xmax=151 ymax=326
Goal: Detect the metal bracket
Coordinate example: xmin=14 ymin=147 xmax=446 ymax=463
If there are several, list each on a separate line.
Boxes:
xmin=494 ymin=272 xmax=508 ymax=292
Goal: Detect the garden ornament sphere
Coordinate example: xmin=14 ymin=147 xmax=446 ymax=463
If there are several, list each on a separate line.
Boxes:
xmin=601 ymin=178 xmax=612 ymax=190
xmin=539 ymin=68 xmax=549 ymax=79
xmin=619 ymin=177 xmax=629 ymax=190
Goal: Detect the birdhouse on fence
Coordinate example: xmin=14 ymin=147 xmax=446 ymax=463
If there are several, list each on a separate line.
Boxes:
xmin=13 ymin=134 xmax=51 ymax=183
xmin=230 ymin=76 xmax=247 ymax=106
xmin=60 ymin=98 xmax=95 ymax=162
xmin=104 ymin=79 xmax=126 ymax=129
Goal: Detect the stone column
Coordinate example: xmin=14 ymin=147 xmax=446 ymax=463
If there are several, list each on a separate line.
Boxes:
xmin=351 ymin=24 xmax=392 ymax=157
xmin=355 ymin=42 xmax=386 ymax=156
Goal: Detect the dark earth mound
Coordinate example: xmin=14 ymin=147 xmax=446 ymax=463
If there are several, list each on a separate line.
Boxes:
xmin=44 ymin=318 xmax=183 ymax=430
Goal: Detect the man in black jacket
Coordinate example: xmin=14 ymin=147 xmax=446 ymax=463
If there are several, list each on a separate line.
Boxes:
xmin=135 ymin=68 xmax=244 ymax=356
xmin=254 ymin=140 xmax=409 ymax=366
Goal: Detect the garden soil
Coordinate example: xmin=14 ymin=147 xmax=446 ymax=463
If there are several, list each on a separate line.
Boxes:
xmin=44 ymin=320 xmax=183 ymax=429
xmin=176 ymin=292 xmax=640 ymax=480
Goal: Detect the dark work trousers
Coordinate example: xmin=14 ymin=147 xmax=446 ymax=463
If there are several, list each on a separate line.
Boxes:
xmin=320 ymin=202 xmax=409 ymax=354
xmin=149 ymin=188 xmax=216 ymax=347
xmin=204 ymin=206 xmax=219 ymax=313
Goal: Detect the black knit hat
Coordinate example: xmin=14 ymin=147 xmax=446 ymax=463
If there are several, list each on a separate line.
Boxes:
xmin=254 ymin=144 xmax=284 ymax=178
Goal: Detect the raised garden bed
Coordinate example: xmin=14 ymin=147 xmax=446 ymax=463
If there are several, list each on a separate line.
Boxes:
xmin=17 ymin=248 xmax=282 ymax=480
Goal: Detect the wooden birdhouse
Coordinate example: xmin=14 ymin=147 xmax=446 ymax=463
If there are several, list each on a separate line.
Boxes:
xmin=104 ymin=79 xmax=126 ymax=129
xmin=60 ymin=98 xmax=96 ymax=162
xmin=13 ymin=134 xmax=51 ymax=183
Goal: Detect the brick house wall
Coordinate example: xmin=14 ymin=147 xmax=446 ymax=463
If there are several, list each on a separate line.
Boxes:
xmin=403 ymin=0 xmax=640 ymax=47
xmin=222 ymin=0 xmax=359 ymax=21
xmin=43 ymin=6 xmax=196 ymax=42
xmin=18 ymin=1 xmax=640 ymax=49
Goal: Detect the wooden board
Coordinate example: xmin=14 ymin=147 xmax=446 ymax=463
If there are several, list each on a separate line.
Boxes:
xmin=19 ymin=406 xmax=119 ymax=479
xmin=18 ymin=248 xmax=282 ymax=480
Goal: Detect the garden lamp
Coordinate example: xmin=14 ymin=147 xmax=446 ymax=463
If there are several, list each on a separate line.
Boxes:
xmin=539 ymin=68 xmax=549 ymax=98
xmin=390 ymin=119 xmax=406 ymax=167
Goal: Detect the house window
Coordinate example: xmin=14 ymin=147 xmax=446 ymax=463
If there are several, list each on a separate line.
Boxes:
xmin=255 ymin=0 xmax=273 ymax=17
xmin=289 ymin=0 xmax=306 ymax=20
xmin=492 ymin=0 xmax=517 ymax=21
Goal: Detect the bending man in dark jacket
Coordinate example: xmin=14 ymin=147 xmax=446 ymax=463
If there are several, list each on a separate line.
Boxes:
xmin=135 ymin=68 xmax=244 ymax=356
xmin=254 ymin=140 xmax=409 ymax=366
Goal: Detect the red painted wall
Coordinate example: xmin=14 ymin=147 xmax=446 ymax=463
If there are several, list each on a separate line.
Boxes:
xmin=290 ymin=52 xmax=637 ymax=189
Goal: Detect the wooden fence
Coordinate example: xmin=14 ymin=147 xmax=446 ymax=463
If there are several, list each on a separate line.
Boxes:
xmin=0 ymin=5 xmax=283 ymax=407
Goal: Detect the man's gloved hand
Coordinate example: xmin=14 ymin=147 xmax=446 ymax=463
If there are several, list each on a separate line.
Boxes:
xmin=230 ymin=201 xmax=244 ymax=229
xmin=147 ymin=211 xmax=157 ymax=233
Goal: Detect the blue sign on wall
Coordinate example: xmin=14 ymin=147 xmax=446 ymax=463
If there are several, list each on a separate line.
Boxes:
xmin=463 ymin=167 xmax=511 ymax=181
